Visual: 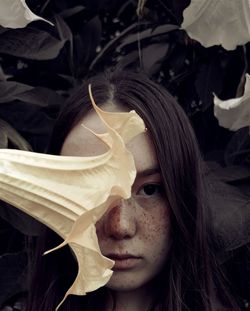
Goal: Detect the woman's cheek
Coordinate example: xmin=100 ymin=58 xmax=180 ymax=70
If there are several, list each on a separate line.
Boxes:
xmin=137 ymin=198 xmax=171 ymax=242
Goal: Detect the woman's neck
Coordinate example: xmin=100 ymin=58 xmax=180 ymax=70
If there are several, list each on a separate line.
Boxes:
xmin=104 ymin=286 xmax=154 ymax=311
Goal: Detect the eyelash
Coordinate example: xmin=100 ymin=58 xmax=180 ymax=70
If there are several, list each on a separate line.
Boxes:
xmin=137 ymin=183 xmax=163 ymax=197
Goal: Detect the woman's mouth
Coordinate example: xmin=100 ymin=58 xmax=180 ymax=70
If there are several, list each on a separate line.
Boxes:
xmin=107 ymin=254 xmax=142 ymax=270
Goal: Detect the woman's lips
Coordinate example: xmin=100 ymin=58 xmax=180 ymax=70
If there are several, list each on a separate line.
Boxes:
xmin=107 ymin=254 xmax=142 ymax=270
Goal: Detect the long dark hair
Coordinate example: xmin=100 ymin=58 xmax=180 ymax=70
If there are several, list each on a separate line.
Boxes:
xmin=26 ymin=70 xmax=239 ymax=311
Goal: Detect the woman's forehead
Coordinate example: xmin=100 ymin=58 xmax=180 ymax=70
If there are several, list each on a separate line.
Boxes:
xmin=61 ymin=107 xmax=158 ymax=173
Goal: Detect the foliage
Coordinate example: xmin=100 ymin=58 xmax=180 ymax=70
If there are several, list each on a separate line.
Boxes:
xmin=0 ymin=0 xmax=248 ymax=159
xmin=0 ymin=0 xmax=249 ymax=308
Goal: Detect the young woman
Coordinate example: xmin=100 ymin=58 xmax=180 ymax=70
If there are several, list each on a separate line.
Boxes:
xmin=25 ymin=70 xmax=239 ymax=311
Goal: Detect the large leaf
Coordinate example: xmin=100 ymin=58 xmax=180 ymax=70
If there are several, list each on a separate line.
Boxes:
xmin=89 ymin=23 xmax=138 ymax=70
xmin=116 ymin=51 xmax=141 ymax=69
xmin=0 ymin=27 xmax=66 ymax=60
xmin=141 ymin=43 xmax=169 ymax=75
xmin=0 ymin=81 xmax=65 ymax=107
xmin=54 ymin=15 xmax=74 ymax=76
xmin=0 ymin=102 xmax=54 ymax=152
xmin=0 ymin=201 xmax=43 ymax=236
xmin=109 ymin=43 xmax=169 ymax=74
xmin=118 ymin=24 xmax=179 ymax=49
xmin=0 ymin=119 xmax=32 ymax=151
xmin=0 ymin=131 xmax=7 ymax=149
xmin=205 ymin=163 xmax=250 ymax=258
xmin=59 ymin=5 xmax=85 ymax=18
xmin=224 ymin=127 xmax=250 ymax=165
xmin=207 ymin=161 xmax=250 ymax=185
xmin=0 ymin=81 xmax=33 ymax=103
xmin=15 ymin=87 xmax=65 ymax=107
xmin=90 ymin=23 xmax=177 ymax=70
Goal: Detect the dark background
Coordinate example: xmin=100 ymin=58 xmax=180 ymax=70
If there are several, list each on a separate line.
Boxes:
xmin=0 ymin=0 xmax=249 ymax=309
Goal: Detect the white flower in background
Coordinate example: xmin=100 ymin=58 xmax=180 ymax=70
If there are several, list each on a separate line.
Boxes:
xmin=214 ymin=74 xmax=250 ymax=131
xmin=181 ymin=0 xmax=250 ymax=50
xmin=0 ymin=0 xmax=53 ymax=28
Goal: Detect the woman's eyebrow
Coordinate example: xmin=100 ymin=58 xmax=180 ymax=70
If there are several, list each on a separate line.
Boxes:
xmin=136 ymin=167 xmax=160 ymax=177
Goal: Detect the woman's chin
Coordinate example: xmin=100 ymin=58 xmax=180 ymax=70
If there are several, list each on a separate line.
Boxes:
xmin=105 ymin=270 xmax=151 ymax=292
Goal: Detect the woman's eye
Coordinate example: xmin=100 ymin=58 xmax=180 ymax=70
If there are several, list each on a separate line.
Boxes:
xmin=137 ymin=184 xmax=163 ymax=196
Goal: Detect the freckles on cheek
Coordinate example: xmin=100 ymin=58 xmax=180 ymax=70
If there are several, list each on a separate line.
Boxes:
xmin=141 ymin=204 xmax=171 ymax=242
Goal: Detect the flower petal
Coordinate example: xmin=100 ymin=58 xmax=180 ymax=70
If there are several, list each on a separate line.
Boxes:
xmin=181 ymin=0 xmax=250 ymax=50
xmin=0 ymin=86 xmax=146 ymax=310
xmin=0 ymin=0 xmax=53 ymax=28
xmin=214 ymin=74 xmax=250 ymax=130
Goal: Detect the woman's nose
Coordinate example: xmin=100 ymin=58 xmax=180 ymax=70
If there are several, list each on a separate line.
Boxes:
xmin=103 ymin=199 xmax=137 ymax=240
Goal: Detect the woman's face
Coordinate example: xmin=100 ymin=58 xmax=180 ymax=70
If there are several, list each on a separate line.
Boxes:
xmin=61 ymin=104 xmax=172 ymax=292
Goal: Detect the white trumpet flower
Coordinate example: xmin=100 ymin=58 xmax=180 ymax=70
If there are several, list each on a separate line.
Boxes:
xmin=0 ymin=85 xmax=146 ymax=310
xmin=214 ymin=74 xmax=250 ymax=131
xmin=182 ymin=0 xmax=250 ymax=50
xmin=0 ymin=0 xmax=53 ymax=28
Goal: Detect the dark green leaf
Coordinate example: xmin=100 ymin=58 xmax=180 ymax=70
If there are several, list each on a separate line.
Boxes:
xmin=0 ymin=202 xmax=43 ymax=236
xmin=116 ymin=51 xmax=140 ymax=69
xmin=118 ymin=24 xmax=179 ymax=49
xmin=205 ymin=164 xmax=250 ymax=258
xmin=206 ymin=161 xmax=250 ymax=184
xmin=55 ymin=15 xmax=73 ymax=42
xmin=16 ymin=87 xmax=65 ymax=107
xmin=116 ymin=43 xmax=168 ymax=74
xmin=89 ymin=23 xmax=138 ymax=70
xmin=224 ymin=128 xmax=250 ymax=165
xmin=0 ymin=119 xmax=32 ymax=151
xmin=0 ymin=81 xmax=65 ymax=107
xmin=142 ymin=43 xmax=169 ymax=75
xmin=0 ymin=27 xmax=66 ymax=60
xmin=0 ymin=131 xmax=8 ymax=149
xmin=59 ymin=5 xmax=85 ymax=18
xmin=0 ymin=101 xmax=54 ymax=152
xmin=0 ymin=81 xmax=33 ymax=103
xmin=54 ymin=14 xmax=74 ymax=76
xmin=57 ymin=74 xmax=78 ymax=87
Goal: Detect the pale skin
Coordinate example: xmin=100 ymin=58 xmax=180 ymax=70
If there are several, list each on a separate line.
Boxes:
xmin=61 ymin=103 xmax=172 ymax=311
